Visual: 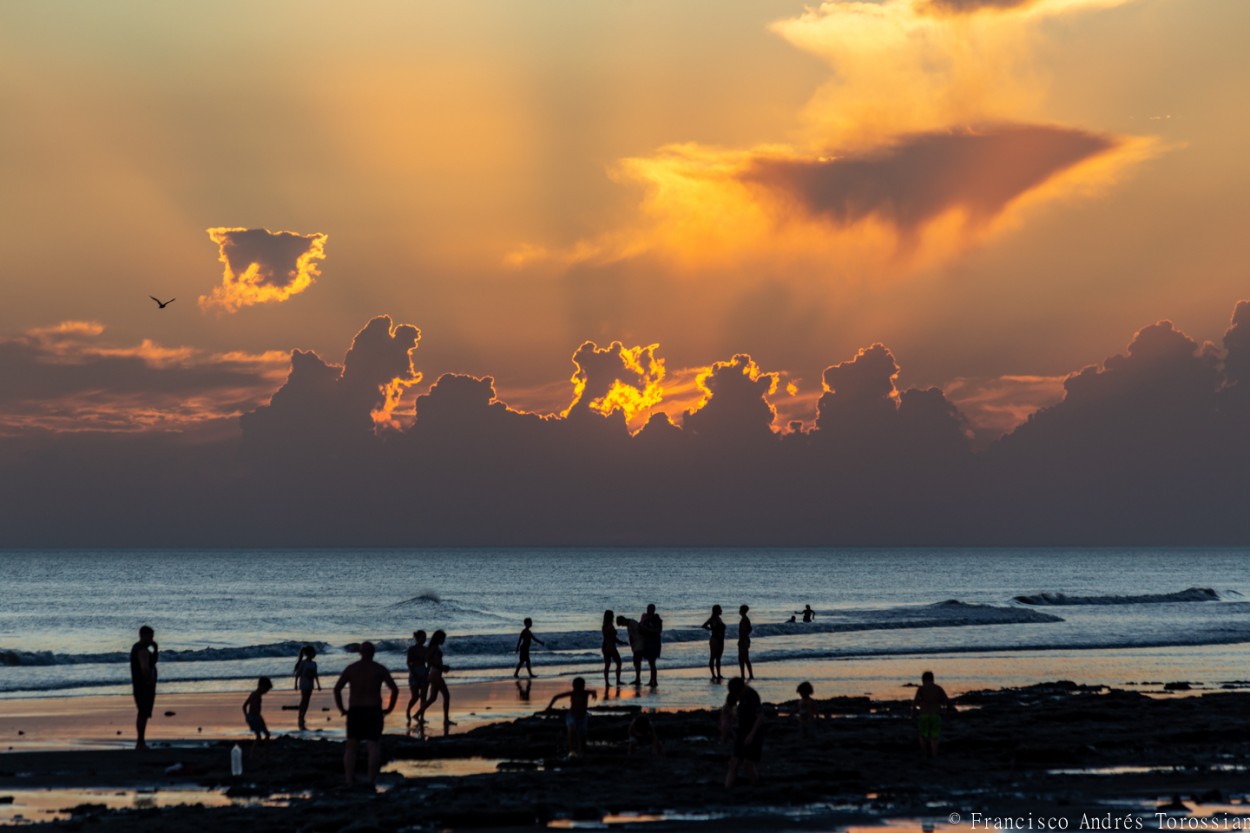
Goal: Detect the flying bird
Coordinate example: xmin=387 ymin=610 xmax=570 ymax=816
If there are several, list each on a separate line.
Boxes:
xmin=149 ymin=296 xmax=175 ymax=309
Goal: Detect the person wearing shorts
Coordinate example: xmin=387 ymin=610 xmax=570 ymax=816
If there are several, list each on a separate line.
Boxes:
xmin=913 ymin=670 xmax=953 ymax=758
xmin=546 ymin=676 xmax=597 ymax=757
xmin=334 ymin=641 xmax=398 ymax=786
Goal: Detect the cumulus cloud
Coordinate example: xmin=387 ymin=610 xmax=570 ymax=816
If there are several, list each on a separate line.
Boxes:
xmin=199 ymin=227 xmax=328 ymax=314
xmin=0 ymin=321 xmax=287 ymax=435
xmin=563 ymin=341 xmax=665 ymax=429
xmin=8 ymin=295 xmax=1250 ymax=546
xmin=682 ymin=354 xmax=780 ymax=443
xmin=241 ymin=315 xmax=420 ymax=454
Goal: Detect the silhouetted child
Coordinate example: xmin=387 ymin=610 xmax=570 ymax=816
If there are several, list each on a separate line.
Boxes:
xmin=293 ymin=645 xmax=321 ymax=731
xmin=796 ymin=681 xmax=816 ymax=736
xmin=243 ymin=676 xmax=273 ymax=758
xmin=628 ymin=713 xmax=665 ymax=756
xmin=514 ymin=618 xmax=545 ymax=678
xmin=912 ymin=670 xmax=953 ymax=758
xmin=546 ymin=676 xmax=598 ymax=757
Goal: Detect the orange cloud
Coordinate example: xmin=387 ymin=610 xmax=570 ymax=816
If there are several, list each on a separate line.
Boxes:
xmin=199 ymin=227 xmax=328 ymax=314
xmin=509 ymin=0 xmax=1158 ymax=280
xmin=563 ymin=341 xmax=666 ymax=430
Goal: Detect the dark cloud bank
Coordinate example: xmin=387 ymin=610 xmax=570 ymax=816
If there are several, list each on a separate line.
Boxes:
xmin=4 ymin=300 xmax=1250 ymax=547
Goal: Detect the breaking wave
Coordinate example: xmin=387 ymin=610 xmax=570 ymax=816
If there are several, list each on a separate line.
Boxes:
xmin=1013 ymin=588 xmax=1220 ymax=606
xmin=0 ymin=640 xmax=329 ymax=668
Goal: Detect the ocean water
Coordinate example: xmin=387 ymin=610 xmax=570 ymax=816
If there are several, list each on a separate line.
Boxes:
xmin=1 ymin=549 xmax=1248 ymax=698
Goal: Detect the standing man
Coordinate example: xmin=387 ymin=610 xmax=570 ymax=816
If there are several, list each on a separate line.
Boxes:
xmin=640 ymin=603 xmax=663 ymax=688
xmin=130 ymin=625 xmax=158 ymax=751
xmin=334 ymin=641 xmax=399 ymax=786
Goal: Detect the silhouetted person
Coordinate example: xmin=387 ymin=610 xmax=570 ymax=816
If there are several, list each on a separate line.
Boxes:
xmin=405 ymin=630 xmax=429 ymax=726
xmin=514 ymin=618 xmax=545 ymax=678
xmin=417 ymin=630 xmax=454 ymax=726
xmin=800 ymin=604 xmax=815 ymax=623
xmin=546 ymin=676 xmax=597 ymax=757
xmin=601 ymin=610 xmax=626 ymax=688
xmin=616 ymin=615 xmax=644 ymax=685
xmin=796 ymin=681 xmax=816 ymax=737
xmin=737 ymin=605 xmax=754 ymax=680
xmin=725 ymin=677 xmax=764 ymax=788
xmin=628 ymin=712 xmax=665 ymax=757
xmin=243 ymin=676 xmax=273 ymax=759
xmin=333 ymin=641 xmax=398 ymax=786
xmin=913 ymin=670 xmax=953 ymax=758
xmin=702 ymin=604 xmax=726 ymax=681
xmin=293 ymin=645 xmax=321 ymax=731
xmin=130 ymin=625 xmax=158 ymax=750
xmin=640 ymin=604 xmax=663 ymax=687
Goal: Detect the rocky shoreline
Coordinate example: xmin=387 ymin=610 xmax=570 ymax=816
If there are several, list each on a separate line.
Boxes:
xmin=5 ymin=682 xmax=1250 ymax=831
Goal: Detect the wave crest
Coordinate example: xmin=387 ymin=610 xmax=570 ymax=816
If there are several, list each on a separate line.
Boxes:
xmin=1013 ymin=588 xmax=1219 ymax=606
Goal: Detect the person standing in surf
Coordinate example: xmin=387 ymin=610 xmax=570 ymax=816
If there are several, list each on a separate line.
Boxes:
xmin=293 ymin=645 xmax=321 ymax=731
xmin=702 ymin=604 xmax=727 ymax=682
xmin=640 ymin=603 xmax=663 ymax=688
xmin=130 ymin=625 xmax=158 ymax=751
xmin=737 ymin=605 xmax=754 ymax=680
xmin=601 ymin=610 xmax=626 ymax=688
xmin=616 ymin=614 xmax=645 ymax=686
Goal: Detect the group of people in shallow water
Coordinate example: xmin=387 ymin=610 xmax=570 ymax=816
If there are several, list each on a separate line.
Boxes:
xmin=126 ymin=600 xmax=954 ymax=787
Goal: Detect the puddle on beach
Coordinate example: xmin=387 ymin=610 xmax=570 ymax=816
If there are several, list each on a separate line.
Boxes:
xmin=1049 ymin=764 xmax=1250 ymax=776
xmin=382 ymin=757 xmax=514 ymax=779
xmin=0 ymin=786 xmax=305 ymax=826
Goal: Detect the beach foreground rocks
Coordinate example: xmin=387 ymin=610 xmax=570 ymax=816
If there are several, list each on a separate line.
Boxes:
xmin=6 ymin=683 xmax=1250 ymax=831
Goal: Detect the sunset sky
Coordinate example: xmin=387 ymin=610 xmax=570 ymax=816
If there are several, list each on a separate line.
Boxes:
xmin=2 ymin=0 xmax=1248 ymax=441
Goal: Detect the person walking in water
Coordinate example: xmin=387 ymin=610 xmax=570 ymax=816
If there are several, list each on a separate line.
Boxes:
xmin=737 ymin=605 xmax=754 ymax=680
xmin=405 ymin=630 xmax=429 ymax=726
xmin=702 ymin=604 xmax=726 ymax=682
xmin=333 ymin=641 xmax=399 ymax=787
xmin=418 ymin=630 xmax=454 ymax=726
xmin=800 ymin=604 xmax=815 ymax=623
xmin=601 ymin=610 xmax=626 ymax=688
xmin=616 ymin=614 xmax=644 ymax=686
xmin=514 ymin=618 xmax=545 ymax=678
xmin=640 ymin=604 xmax=663 ymax=688
xmin=130 ymin=625 xmax=158 ymax=751
xmin=913 ymin=670 xmax=954 ymax=758
xmin=293 ymin=645 xmax=321 ymax=731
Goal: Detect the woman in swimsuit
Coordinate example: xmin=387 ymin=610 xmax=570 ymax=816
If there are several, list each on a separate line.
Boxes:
xmin=702 ymin=605 xmax=726 ymax=681
xmin=601 ymin=610 xmax=626 ymax=688
xmin=292 ymin=645 xmax=321 ymax=730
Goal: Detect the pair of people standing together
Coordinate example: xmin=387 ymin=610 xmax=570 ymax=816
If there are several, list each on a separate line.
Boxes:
xmin=702 ymin=605 xmax=753 ymax=682
xmin=600 ymin=605 xmax=663 ymax=688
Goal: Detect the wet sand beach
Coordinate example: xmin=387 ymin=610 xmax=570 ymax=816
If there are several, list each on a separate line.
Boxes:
xmin=4 ymin=681 xmax=1250 ymax=830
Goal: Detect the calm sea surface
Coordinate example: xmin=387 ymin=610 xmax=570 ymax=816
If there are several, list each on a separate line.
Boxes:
xmin=1 ymin=549 xmax=1247 ymax=698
